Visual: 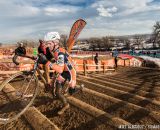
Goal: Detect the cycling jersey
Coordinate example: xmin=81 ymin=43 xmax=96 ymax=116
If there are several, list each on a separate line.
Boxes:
xmin=46 ymin=47 xmax=76 ymax=88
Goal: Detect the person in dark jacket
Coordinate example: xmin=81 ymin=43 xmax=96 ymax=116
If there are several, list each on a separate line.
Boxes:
xmin=12 ymin=42 xmax=26 ymax=65
xmin=15 ymin=42 xmax=26 ymax=56
xmin=94 ymin=53 xmax=99 ymax=70
xmin=114 ymin=56 xmax=118 ymax=68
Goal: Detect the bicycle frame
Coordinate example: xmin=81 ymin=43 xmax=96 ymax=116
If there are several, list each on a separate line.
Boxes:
xmin=13 ymin=54 xmax=67 ymax=96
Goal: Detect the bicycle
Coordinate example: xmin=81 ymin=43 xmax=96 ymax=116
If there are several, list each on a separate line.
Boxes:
xmin=0 ymin=54 xmax=67 ymax=124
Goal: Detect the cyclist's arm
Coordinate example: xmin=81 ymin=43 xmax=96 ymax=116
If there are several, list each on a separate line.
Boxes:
xmin=46 ymin=54 xmax=64 ymax=73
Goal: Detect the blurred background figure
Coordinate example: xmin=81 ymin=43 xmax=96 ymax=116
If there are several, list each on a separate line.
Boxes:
xmin=94 ymin=53 xmax=99 ymax=70
xmin=12 ymin=42 xmax=26 ymax=65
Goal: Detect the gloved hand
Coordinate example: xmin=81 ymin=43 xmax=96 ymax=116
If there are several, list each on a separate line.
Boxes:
xmin=68 ymin=88 xmax=76 ymax=95
xmin=38 ymin=53 xmax=48 ymax=64
xmin=31 ymin=56 xmax=37 ymax=60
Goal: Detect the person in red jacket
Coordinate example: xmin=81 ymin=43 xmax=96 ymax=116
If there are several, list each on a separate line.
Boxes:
xmin=38 ymin=39 xmax=54 ymax=91
xmin=38 ymin=39 xmax=46 ymax=55
xmin=38 ymin=32 xmax=78 ymax=115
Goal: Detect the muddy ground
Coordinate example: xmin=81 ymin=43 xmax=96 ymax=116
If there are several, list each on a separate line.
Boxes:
xmin=0 ymin=66 xmax=160 ymax=130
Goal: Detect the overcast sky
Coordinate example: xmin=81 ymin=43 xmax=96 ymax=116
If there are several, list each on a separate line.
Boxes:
xmin=0 ymin=0 xmax=160 ymax=43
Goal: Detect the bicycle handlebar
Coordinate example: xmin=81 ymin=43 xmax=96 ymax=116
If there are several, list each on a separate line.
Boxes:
xmin=12 ymin=54 xmax=37 ymax=65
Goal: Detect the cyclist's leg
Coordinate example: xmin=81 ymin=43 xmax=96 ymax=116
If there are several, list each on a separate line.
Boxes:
xmin=59 ymin=71 xmax=77 ymax=95
xmin=55 ymin=81 xmax=69 ymax=115
xmin=55 ymin=81 xmax=67 ymax=105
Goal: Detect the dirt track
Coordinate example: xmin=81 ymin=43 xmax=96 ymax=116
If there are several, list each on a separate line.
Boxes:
xmin=0 ymin=66 xmax=160 ymax=129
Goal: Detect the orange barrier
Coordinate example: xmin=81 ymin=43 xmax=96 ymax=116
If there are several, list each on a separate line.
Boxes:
xmin=72 ymin=59 xmax=84 ymax=72
xmin=101 ymin=60 xmax=109 ymax=70
xmin=125 ymin=59 xmax=130 ymax=66
xmin=117 ymin=58 xmax=142 ymax=67
xmin=130 ymin=57 xmax=143 ymax=67
xmin=86 ymin=60 xmax=96 ymax=71
xmin=117 ymin=59 xmax=125 ymax=66
xmin=101 ymin=58 xmax=115 ymax=68
xmin=0 ymin=55 xmax=116 ymax=72
xmin=0 ymin=55 xmax=3 ymax=59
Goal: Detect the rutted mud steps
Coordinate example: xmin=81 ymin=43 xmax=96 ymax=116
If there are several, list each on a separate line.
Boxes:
xmin=0 ymin=79 xmax=34 ymax=130
xmin=33 ymin=89 xmax=120 ymax=130
xmin=89 ymin=74 xmax=160 ymax=93
xmin=78 ymin=75 xmax=160 ymax=100
xmin=93 ymin=71 xmax=160 ymax=83
xmin=1 ymin=66 xmax=160 ymax=130
xmin=77 ymin=79 xmax=160 ymax=112
xmin=91 ymin=73 xmax=160 ymax=87
xmin=73 ymin=89 xmax=160 ymax=125
xmin=0 ymin=116 xmax=33 ymax=130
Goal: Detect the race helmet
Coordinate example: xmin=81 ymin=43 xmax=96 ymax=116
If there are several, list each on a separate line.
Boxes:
xmin=44 ymin=32 xmax=60 ymax=42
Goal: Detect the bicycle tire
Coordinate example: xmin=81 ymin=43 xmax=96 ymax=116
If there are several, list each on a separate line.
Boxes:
xmin=0 ymin=71 xmax=39 ymax=124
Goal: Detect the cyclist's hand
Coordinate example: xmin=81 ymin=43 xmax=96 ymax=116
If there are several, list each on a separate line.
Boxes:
xmin=38 ymin=54 xmax=48 ymax=64
xmin=31 ymin=56 xmax=37 ymax=60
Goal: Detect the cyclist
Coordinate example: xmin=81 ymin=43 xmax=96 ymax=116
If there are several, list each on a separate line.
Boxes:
xmin=38 ymin=32 xmax=77 ymax=115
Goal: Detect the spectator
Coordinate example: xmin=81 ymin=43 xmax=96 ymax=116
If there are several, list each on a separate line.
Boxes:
xmin=15 ymin=42 xmax=26 ymax=56
xmin=147 ymin=51 xmax=150 ymax=56
xmin=12 ymin=42 xmax=26 ymax=65
xmin=114 ymin=56 xmax=118 ymax=68
xmin=153 ymin=51 xmax=156 ymax=58
xmin=94 ymin=53 xmax=99 ymax=70
xmin=113 ymin=49 xmax=118 ymax=57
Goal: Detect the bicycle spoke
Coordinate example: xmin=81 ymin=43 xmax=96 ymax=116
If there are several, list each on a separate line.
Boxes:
xmin=23 ymin=74 xmax=35 ymax=95
xmin=0 ymin=72 xmax=38 ymax=124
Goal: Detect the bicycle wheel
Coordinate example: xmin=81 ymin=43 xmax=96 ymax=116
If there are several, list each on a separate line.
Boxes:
xmin=0 ymin=71 xmax=39 ymax=124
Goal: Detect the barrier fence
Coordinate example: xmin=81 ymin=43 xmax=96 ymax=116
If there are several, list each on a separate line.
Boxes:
xmin=0 ymin=58 xmax=116 ymax=75
xmin=0 ymin=54 xmax=145 ymax=75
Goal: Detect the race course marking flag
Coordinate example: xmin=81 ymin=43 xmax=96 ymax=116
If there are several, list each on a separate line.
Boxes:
xmin=67 ymin=19 xmax=86 ymax=53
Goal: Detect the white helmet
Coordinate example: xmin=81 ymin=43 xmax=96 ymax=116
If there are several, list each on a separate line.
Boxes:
xmin=44 ymin=32 xmax=60 ymax=42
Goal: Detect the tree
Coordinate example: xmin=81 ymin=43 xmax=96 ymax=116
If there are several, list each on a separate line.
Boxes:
xmin=102 ymin=36 xmax=113 ymax=50
xmin=133 ymin=35 xmax=143 ymax=49
xmin=152 ymin=21 xmax=160 ymax=48
xmin=60 ymin=34 xmax=68 ymax=49
xmin=124 ymin=39 xmax=131 ymax=49
xmin=88 ymin=37 xmax=100 ymax=50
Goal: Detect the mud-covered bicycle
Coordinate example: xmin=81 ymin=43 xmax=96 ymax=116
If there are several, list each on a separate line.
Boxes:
xmin=0 ymin=54 xmax=69 ymax=124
